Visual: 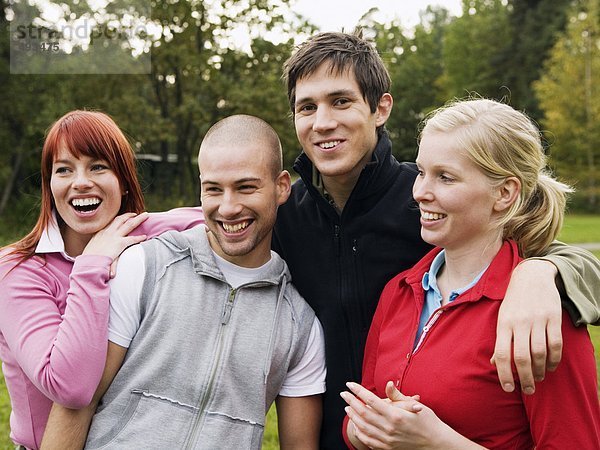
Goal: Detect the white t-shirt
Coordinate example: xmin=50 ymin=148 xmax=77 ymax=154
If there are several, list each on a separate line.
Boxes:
xmin=109 ymin=244 xmax=326 ymax=397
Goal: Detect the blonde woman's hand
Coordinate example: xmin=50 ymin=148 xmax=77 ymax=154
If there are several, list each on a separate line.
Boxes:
xmin=341 ymin=382 xmax=486 ymax=450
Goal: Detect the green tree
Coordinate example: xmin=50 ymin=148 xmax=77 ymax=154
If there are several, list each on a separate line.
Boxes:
xmin=389 ymin=7 xmax=451 ymax=161
xmin=131 ymin=0 xmax=308 ymax=204
xmin=0 ymin=0 xmax=64 ymax=220
xmin=534 ymin=0 xmax=600 ymax=210
xmin=502 ymin=0 xmax=572 ymax=118
xmin=441 ymin=0 xmax=512 ymax=99
xmin=212 ymin=37 xmax=298 ymax=166
xmin=1 ymin=0 xmax=311 ymax=213
xmin=357 ymin=6 xmax=452 ymax=161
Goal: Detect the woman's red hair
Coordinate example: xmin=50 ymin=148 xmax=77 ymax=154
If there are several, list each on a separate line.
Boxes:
xmin=5 ymin=110 xmax=145 ymax=261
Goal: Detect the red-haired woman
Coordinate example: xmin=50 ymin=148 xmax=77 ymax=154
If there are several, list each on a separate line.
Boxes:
xmin=0 ymin=110 xmax=204 ymax=449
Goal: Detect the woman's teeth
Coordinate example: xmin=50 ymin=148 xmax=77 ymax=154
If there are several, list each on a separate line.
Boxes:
xmin=71 ymin=198 xmax=101 ymax=212
xmin=422 ymin=212 xmax=446 ymax=221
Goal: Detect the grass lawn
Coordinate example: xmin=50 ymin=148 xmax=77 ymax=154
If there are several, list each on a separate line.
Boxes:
xmin=1 ymin=215 xmax=599 ymax=448
xmin=0 ymin=371 xmax=9 ymax=449
xmin=559 ymin=214 xmax=600 ymax=243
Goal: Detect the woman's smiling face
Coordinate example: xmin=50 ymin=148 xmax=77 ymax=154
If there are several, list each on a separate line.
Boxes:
xmin=413 ymin=131 xmax=501 ymax=253
xmin=50 ymin=143 xmax=123 ymax=252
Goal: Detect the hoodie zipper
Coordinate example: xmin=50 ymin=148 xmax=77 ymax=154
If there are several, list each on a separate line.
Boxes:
xmin=184 ymin=288 xmax=236 ymax=449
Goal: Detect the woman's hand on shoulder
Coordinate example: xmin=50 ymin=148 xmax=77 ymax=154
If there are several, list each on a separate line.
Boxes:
xmin=82 ymin=212 xmax=149 ymax=261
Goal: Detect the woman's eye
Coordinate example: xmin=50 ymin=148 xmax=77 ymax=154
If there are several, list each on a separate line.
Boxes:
xmin=54 ymin=167 xmax=70 ymax=174
xmin=91 ymin=164 xmax=109 ymax=171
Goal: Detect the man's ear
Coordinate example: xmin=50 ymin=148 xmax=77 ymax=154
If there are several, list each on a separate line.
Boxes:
xmin=375 ymin=93 xmax=393 ymax=127
xmin=276 ymin=170 xmax=292 ymax=206
xmin=494 ymin=176 xmax=521 ymax=212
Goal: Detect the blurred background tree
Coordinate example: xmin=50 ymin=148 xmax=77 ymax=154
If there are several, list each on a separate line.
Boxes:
xmin=534 ymin=0 xmax=600 ymax=211
xmin=0 ymin=0 xmax=598 ymax=234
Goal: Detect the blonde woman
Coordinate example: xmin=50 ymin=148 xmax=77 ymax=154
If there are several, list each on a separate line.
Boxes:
xmin=342 ymin=99 xmax=600 ymax=449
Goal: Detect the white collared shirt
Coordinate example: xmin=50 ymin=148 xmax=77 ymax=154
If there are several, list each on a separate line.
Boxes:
xmin=35 ymin=210 xmax=76 ymax=262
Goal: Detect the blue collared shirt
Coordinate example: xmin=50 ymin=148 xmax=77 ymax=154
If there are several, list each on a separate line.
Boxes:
xmin=414 ymin=250 xmax=488 ymax=349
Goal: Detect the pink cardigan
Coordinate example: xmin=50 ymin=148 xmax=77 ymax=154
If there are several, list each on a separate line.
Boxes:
xmin=0 ymin=208 xmax=204 ymax=449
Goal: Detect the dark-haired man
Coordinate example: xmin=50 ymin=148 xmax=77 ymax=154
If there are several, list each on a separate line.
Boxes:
xmin=273 ymin=31 xmax=600 ymax=449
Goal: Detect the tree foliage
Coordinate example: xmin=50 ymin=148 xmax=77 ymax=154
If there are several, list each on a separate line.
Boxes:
xmin=534 ymin=0 xmax=600 ymax=210
xmin=503 ymin=0 xmax=572 ymax=117
xmin=1 ymin=0 xmax=596 ymax=217
xmin=359 ymin=6 xmax=451 ymax=161
xmin=441 ymin=0 xmax=512 ymax=99
xmin=1 ymin=0 xmax=307 ymax=217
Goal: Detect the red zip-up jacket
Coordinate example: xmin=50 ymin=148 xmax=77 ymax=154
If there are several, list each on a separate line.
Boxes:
xmin=346 ymin=240 xmax=600 ymax=449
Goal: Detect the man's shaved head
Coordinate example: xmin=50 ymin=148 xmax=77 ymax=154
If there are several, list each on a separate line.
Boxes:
xmin=199 ymin=115 xmax=283 ymax=179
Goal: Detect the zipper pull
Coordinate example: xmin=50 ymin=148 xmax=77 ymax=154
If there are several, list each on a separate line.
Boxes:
xmin=333 ymin=224 xmax=341 ymax=255
xmin=222 ymin=289 xmax=235 ymax=325
xmin=413 ymin=310 xmax=443 ymax=352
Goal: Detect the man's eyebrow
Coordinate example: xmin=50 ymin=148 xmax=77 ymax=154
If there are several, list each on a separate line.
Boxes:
xmin=295 ymin=89 xmax=358 ymax=106
xmin=235 ymin=177 xmax=261 ymax=184
xmin=201 ymin=177 xmax=261 ymax=185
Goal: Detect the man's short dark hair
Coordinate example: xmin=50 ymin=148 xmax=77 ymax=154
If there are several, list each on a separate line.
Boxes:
xmin=283 ymin=31 xmax=391 ymax=116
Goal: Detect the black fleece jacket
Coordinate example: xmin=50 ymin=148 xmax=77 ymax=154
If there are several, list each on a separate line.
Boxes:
xmin=273 ymin=133 xmax=433 ymax=449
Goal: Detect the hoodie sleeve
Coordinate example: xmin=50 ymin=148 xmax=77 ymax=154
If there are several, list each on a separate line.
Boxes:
xmin=0 ymin=254 xmax=112 ymax=408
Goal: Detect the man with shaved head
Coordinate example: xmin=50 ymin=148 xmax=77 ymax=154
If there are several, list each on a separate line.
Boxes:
xmin=41 ymin=115 xmax=326 ymax=449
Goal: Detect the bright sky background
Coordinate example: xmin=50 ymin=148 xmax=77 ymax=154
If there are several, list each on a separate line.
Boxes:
xmin=21 ymin=0 xmax=466 ymax=55
xmin=292 ymin=0 xmax=463 ymax=31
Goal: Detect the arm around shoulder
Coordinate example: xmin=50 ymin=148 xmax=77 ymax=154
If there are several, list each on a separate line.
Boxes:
xmin=138 ymin=207 xmax=205 ymax=237
xmin=537 ymin=240 xmax=600 ymax=325
xmin=494 ymin=241 xmax=600 ymax=395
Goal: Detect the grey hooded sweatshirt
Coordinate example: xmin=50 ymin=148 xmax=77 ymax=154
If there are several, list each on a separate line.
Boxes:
xmin=85 ymin=227 xmax=316 ymax=449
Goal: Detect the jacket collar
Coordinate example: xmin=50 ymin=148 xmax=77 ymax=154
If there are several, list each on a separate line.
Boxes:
xmin=293 ymin=132 xmax=401 ymax=209
xmin=402 ymin=240 xmax=522 ymax=303
xmin=176 ymin=227 xmax=290 ymax=287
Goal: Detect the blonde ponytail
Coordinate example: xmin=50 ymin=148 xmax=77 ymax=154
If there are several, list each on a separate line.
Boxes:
xmin=505 ymin=172 xmax=572 ymax=258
